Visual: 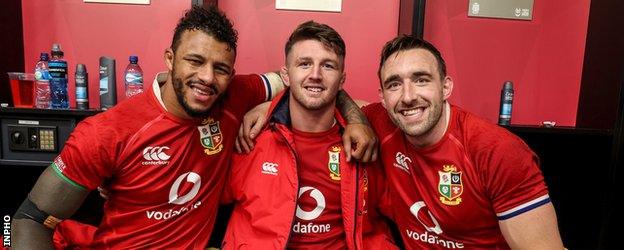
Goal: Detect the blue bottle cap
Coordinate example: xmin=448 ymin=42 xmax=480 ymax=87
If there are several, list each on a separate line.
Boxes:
xmin=129 ymin=55 xmax=138 ymax=63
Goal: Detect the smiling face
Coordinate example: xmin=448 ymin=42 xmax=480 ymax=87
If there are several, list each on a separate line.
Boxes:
xmin=165 ymin=30 xmax=235 ymax=118
xmin=379 ymin=48 xmax=452 ymax=146
xmin=281 ymin=39 xmax=345 ymax=111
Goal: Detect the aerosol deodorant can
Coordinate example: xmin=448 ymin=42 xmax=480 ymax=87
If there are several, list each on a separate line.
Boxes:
xmin=99 ymin=56 xmax=117 ymax=110
xmin=498 ymin=81 xmax=514 ymax=126
xmin=75 ymin=64 xmax=88 ymax=109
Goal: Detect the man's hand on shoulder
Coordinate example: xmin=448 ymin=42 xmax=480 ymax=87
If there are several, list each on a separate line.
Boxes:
xmin=343 ymin=123 xmax=378 ymax=162
xmin=236 ymin=101 xmax=271 ymax=153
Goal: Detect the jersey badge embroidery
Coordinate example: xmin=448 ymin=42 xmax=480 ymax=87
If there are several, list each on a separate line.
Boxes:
xmin=361 ymin=168 xmax=369 ymax=215
xmin=438 ymin=164 xmax=463 ymax=206
xmin=328 ymin=146 xmax=341 ymax=181
xmin=198 ymin=117 xmax=224 ymax=156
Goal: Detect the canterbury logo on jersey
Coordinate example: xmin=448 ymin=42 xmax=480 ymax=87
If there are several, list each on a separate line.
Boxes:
xmin=261 ymin=162 xmax=279 ymax=175
xmin=394 ymin=152 xmax=412 ymax=173
xmin=142 ymin=146 xmax=171 ymax=166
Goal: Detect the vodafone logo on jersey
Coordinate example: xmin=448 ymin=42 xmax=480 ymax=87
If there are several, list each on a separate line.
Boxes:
xmin=146 ymin=172 xmax=203 ymax=221
xmin=261 ymin=162 xmax=279 ymax=175
xmin=406 ymin=201 xmax=465 ymax=248
xmin=142 ymin=146 xmax=171 ymax=166
xmin=394 ymin=152 xmax=412 ymax=173
xmin=169 ymin=172 xmax=201 ymax=204
xmin=293 ymin=186 xmax=331 ymax=234
xmin=410 ymin=201 xmax=442 ymax=234
xmin=296 ymin=187 xmax=325 ymax=220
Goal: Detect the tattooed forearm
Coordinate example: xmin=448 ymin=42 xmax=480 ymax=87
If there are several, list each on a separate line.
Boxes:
xmin=336 ymin=90 xmax=371 ymax=126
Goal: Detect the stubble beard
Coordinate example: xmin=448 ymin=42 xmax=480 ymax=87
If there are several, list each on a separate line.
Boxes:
xmin=171 ymin=69 xmax=214 ymax=118
xmin=390 ymin=99 xmax=443 ymax=138
xmin=290 ymin=87 xmax=334 ymax=111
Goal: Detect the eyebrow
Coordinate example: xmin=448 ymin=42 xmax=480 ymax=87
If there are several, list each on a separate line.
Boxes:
xmin=183 ymin=53 xmax=204 ymax=60
xmin=185 ymin=53 xmax=232 ymax=72
xmin=293 ymin=56 xmax=313 ymax=64
xmin=294 ymin=56 xmax=339 ymax=64
xmin=382 ymin=74 xmax=401 ymax=86
xmin=383 ymin=71 xmax=433 ymax=86
xmin=410 ymin=71 xmax=433 ymax=79
xmin=214 ymin=61 xmax=233 ymax=73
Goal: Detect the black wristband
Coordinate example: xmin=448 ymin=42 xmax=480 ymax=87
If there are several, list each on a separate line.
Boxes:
xmin=14 ymin=198 xmax=51 ymax=225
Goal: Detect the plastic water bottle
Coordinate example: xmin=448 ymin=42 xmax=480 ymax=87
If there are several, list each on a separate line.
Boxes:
xmin=49 ymin=43 xmax=69 ymax=109
xmin=34 ymin=52 xmax=51 ymax=108
xmin=498 ymin=81 xmax=514 ymax=126
xmin=124 ymin=55 xmax=144 ymax=98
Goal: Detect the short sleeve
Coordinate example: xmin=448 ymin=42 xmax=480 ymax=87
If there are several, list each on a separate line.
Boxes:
xmin=223 ymin=74 xmax=272 ymax=120
xmin=477 ymin=135 xmax=550 ymax=220
xmin=52 ymin=119 xmax=116 ymax=191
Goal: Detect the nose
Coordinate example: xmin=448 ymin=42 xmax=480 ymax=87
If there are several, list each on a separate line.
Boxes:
xmin=400 ymin=81 xmax=417 ymax=105
xmin=308 ymin=65 xmax=323 ymax=82
xmin=197 ymin=66 xmax=215 ymax=85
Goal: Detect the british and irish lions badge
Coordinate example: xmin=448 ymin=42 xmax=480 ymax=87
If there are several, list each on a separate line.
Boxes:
xmin=438 ymin=164 xmax=463 ymax=205
xmin=198 ymin=117 xmax=223 ymax=156
xmin=328 ymin=146 xmax=341 ymax=181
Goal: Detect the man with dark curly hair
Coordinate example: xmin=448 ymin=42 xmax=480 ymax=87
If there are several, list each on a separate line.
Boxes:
xmin=12 ymin=5 xmax=377 ymax=249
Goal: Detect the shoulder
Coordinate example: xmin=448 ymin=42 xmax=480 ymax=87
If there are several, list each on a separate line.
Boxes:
xmin=362 ymin=102 xmax=401 ymax=141
xmin=230 ymin=127 xmax=286 ymax=178
xmin=452 ymin=106 xmax=533 ymax=161
xmin=230 ymin=74 xmax=261 ymax=86
xmin=361 ymin=102 xmax=386 ymax=117
xmin=225 ymin=74 xmax=268 ymax=96
xmin=218 ymin=74 xmax=270 ymax=117
xmin=76 ymin=94 xmax=161 ymax=142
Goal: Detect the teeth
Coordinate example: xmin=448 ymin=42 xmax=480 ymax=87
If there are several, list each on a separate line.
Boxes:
xmin=194 ymin=88 xmax=208 ymax=95
xmin=192 ymin=86 xmax=211 ymax=96
xmin=305 ymin=87 xmax=323 ymax=93
xmin=401 ymin=108 xmax=423 ymax=116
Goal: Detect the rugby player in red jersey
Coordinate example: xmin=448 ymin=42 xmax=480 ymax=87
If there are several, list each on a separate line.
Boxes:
xmin=364 ymin=35 xmax=564 ymax=249
xmin=221 ymin=21 xmax=394 ymax=249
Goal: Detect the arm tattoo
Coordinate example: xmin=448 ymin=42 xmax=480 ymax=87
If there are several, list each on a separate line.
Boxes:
xmin=336 ymin=90 xmax=371 ymax=126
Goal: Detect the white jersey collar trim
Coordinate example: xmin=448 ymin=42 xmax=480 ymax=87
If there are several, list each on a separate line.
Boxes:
xmin=152 ymin=72 xmax=167 ymax=111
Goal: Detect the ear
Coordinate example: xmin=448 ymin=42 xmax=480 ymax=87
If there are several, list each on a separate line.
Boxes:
xmin=280 ymin=66 xmax=290 ymax=87
xmin=165 ymin=48 xmax=174 ymax=71
xmin=339 ymin=72 xmax=346 ymax=90
xmin=378 ymin=87 xmax=386 ymax=108
xmin=442 ymin=76 xmax=454 ymax=101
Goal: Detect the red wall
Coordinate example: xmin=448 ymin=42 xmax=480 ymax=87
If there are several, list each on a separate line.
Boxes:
xmin=22 ymin=0 xmax=590 ymax=126
xmin=219 ymin=0 xmax=399 ymax=103
xmin=22 ymin=0 xmax=190 ymax=108
xmin=425 ymin=1 xmax=591 ymax=126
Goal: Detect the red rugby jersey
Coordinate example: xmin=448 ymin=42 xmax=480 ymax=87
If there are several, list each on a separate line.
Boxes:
xmin=288 ymin=125 xmax=346 ymax=250
xmin=53 ymin=74 xmax=268 ymax=249
xmin=364 ymin=103 xmax=550 ymax=249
